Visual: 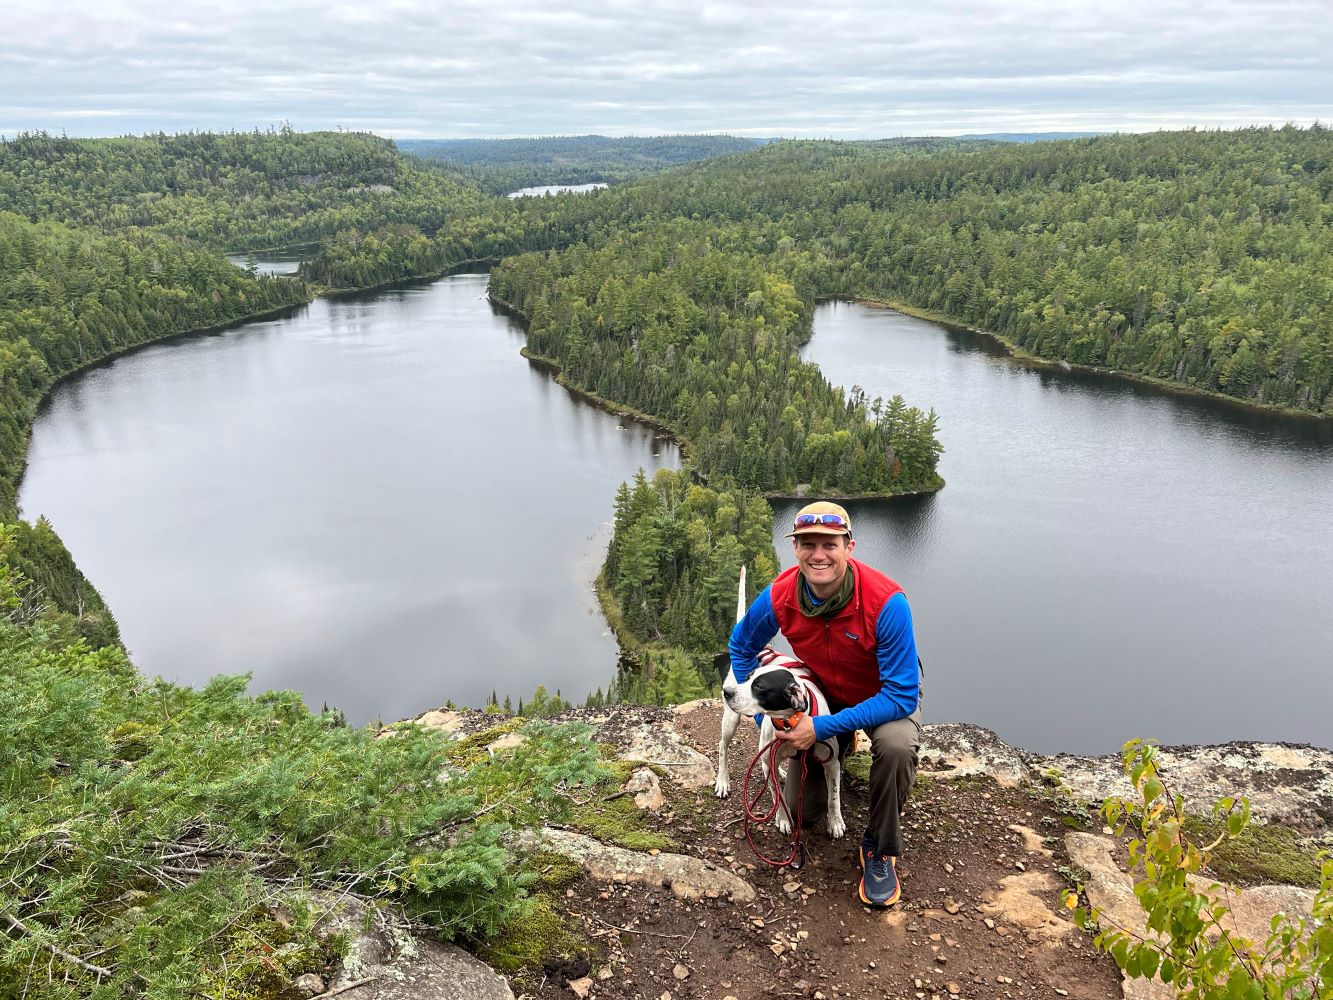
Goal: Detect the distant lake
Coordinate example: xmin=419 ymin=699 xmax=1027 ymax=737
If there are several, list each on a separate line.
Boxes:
xmin=780 ymin=301 xmax=1333 ymax=755
xmin=506 ymin=183 xmax=608 ymax=198
xmin=20 ymin=273 xmax=677 ymax=724
xmin=225 ymin=248 xmax=307 ymax=276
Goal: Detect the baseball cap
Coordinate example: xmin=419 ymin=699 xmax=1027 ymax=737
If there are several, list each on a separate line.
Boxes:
xmin=785 ymin=501 xmax=852 ymax=538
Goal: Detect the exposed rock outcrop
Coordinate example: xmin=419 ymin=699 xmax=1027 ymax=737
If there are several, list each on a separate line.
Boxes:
xmin=918 ymin=722 xmax=1333 ymax=833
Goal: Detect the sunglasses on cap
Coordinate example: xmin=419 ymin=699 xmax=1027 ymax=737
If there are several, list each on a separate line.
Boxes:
xmin=793 ymin=513 xmax=849 ymax=528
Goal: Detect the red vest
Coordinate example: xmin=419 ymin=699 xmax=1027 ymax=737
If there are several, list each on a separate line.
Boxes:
xmin=769 ymin=558 xmax=903 ymax=707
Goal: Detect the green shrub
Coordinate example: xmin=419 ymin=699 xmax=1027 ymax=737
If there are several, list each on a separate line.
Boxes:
xmin=0 ymin=524 xmax=609 ymax=996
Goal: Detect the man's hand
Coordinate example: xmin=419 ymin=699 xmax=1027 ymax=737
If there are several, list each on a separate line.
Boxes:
xmin=773 ymin=715 xmax=817 ymax=750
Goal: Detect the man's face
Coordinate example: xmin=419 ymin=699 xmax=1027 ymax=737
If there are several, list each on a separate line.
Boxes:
xmin=792 ymin=533 xmax=854 ymax=596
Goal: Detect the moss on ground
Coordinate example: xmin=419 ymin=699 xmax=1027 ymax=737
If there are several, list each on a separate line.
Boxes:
xmin=526 ymin=850 xmax=586 ymax=893
xmin=207 ymin=901 xmax=346 ymax=1000
xmin=571 ymin=789 xmax=673 ymax=852
xmin=1184 ymin=817 xmax=1323 ymax=888
xmin=477 ymin=895 xmax=589 ymax=974
xmin=439 ymin=719 xmax=525 ymax=767
xmin=843 ymin=752 xmax=871 ymax=784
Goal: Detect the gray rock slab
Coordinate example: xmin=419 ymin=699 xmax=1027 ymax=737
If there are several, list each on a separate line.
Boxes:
xmin=348 ymin=939 xmax=515 ymax=1000
xmin=1041 ymin=743 xmax=1333 ymax=832
xmin=917 ymin=724 xmax=1333 ymax=835
xmin=616 ymin=721 xmax=716 ymax=790
xmin=520 ymin=827 xmax=755 ymax=903
xmin=919 ymin=723 xmax=1033 ymax=787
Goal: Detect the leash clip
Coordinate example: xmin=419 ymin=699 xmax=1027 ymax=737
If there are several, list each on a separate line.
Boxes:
xmin=787 ymin=841 xmax=808 ymax=871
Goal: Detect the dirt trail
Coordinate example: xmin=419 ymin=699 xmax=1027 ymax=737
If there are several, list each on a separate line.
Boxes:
xmin=524 ymin=703 xmax=1125 ymax=1000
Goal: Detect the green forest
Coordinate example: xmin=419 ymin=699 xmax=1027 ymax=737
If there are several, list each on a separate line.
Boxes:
xmin=0 ymin=128 xmax=488 ymax=251
xmin=312 ymin=126 xmax=1333 ymax=415
xmin=398 ymin=133 xmax=760 ymax=194
xmin=599 ymin=469 xmax=778 ymax=703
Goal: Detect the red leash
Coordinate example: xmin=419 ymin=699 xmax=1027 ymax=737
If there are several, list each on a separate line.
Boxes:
xmin=739 ymin=682 xmax=828 ymax=871
xmin=742 ymin=737 xmax=811 ymax=870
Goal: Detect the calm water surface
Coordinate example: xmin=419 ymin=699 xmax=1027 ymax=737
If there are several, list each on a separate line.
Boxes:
xmin=20 ymin=274 xmax=677 ymax=724
xmin=506 ymin=183 xmax=608 ymax=198
xmin=781 ymin=302 xmax=1333 ymax=754
xmin=225 ymin=249 xmax=306 ymax=276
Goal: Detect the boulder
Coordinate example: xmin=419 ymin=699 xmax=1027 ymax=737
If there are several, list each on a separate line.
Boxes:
xmin=518 ymin=827 xmax=755 ymax=902
xmin=617 ymin=721 xmax=715 ymax=790
xmin=1040 ymin=742 xmax=1333 ymax=832
xmin=919 ymin=723 xmax=1033 ymax=787
xmin=625 ymin=767 xmax=665 ymax=811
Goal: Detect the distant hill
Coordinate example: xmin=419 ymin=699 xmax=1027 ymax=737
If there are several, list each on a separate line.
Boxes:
xmin=953 ymin=131 xmax=1106 ymax=142
xmin=397 ymin=134 xmax=760 ymax=193
xmin=0 ymin=128 xmax=485 ymax=250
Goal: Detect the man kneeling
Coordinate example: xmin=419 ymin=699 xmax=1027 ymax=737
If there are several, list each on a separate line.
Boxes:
xmin=729 ymin=501 xmax=923 ymax=908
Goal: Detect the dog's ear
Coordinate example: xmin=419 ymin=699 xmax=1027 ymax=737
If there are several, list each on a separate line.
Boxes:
xmin=713 ymin=651 xmax=732 ymax=682
xmin=785 ymin=680 xmax=808 ymax=713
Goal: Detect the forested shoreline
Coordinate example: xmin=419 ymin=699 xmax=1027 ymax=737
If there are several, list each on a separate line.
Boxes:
xmin=308 ymin=126 xmax=1333 ymax=417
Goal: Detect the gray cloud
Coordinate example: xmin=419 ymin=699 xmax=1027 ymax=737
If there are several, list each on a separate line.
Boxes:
xmin=4 ymin=0 xmax=1330 ymax=137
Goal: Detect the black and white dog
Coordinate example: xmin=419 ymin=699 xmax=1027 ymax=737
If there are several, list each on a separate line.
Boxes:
xmin=714 ymin=569 xmax=845 ymax=839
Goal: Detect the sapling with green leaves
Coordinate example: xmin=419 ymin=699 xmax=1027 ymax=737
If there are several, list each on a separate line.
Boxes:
xmin=1063 ymin=739 xmax=1332 ymax=999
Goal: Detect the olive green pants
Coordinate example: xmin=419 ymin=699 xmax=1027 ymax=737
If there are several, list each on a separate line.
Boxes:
xmin=782 ymin=705 xmax=921 ymax=858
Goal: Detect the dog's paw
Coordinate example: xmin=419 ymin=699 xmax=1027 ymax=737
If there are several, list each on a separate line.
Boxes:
xmin=714 ymin=774 xmax=731 ymax=798
xmin=827 ymin=813 xmax=848 ymax=839
xmin=775 ymin=813 xmax=793 ymax=835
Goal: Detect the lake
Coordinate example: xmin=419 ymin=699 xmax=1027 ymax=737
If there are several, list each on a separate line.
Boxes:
xmin=225 ymin=249 xmax=307 ymax=276
xmin=18 ymin=282 xmax=1332 ymax=752
xmin=506 ymin=183 xmax=609 ymax=198
xmin=19 ymin=273 xmax=678 ymax=725
xmin=776 ymin=301 xmax=1333 ymax=754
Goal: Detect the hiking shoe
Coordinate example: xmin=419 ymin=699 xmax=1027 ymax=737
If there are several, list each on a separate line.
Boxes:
xmin=858 ymin=854 xmax=901 ymax=908
xmin=859 ymin=831 xmax=876 ymax=871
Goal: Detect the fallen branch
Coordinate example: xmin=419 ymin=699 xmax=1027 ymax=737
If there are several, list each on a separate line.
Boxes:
xmin=311 ymin=976 xmax=378 ymax=999
xmin=1 ymin=909 xmax=112 ymax=979
xmin=575 ymin=911 xmax=692 ymax=940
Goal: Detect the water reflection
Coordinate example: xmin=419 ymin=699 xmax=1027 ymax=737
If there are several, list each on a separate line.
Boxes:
xmin=785 ymin=301 xmax=1333 ymax=754
xmin=20 ymin=274 xmax=678 ymax=725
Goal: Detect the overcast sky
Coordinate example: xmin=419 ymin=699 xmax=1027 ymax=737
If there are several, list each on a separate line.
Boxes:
xmin=4 ymin=0 xmax=1330 ymax=140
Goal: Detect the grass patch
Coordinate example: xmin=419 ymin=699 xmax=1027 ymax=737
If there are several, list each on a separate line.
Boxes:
xmin=1184 ymin=816 xmax=1323 ymax=888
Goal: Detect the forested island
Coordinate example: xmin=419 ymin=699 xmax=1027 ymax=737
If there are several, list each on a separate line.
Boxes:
xmin=2 ymin=125 xmax=1331 ymax=995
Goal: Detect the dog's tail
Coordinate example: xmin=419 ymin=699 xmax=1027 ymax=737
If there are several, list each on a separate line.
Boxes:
xmin=735 ymin=563 xmax=747 ymax=624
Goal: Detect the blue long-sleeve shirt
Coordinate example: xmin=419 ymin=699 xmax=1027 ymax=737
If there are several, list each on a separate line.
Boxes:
xmin=729 ymin=581 xmax=920 ymax=741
